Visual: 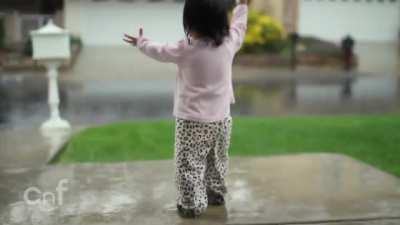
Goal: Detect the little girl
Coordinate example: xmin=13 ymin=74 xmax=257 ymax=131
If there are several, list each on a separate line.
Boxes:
xmin=123 ymin=0 xmax=248 ymax=218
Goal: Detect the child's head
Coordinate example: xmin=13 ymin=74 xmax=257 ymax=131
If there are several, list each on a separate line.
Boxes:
xmin=183 ymin=0 xmax=235 ymax=46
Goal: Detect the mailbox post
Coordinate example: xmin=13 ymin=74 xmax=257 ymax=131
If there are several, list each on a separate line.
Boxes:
xmin=31 ymin=20 xmax=71 ymax=130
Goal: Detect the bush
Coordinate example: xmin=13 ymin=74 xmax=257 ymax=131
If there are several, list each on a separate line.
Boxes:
xmin=70 ymin=35 xmax=83 ymax=48
xmin=241 ymin=10 xmax=286 ymax=54
xmin=23 ymin=38 xmax=32 ymax=56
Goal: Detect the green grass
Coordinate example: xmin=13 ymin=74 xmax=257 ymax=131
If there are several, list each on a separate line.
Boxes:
xmin=54 ymin=115 xmax=400 ymax=177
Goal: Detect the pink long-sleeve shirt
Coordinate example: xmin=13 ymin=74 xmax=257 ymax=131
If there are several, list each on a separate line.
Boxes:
xmin=138 ymin=4 xmax=248 ymax=122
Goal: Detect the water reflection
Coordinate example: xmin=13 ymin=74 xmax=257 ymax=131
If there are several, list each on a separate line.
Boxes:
xmin=227 ymin=154 xmax=400 ymax=223
xmin=40 ymin=128 xmax=71 ymax=162
xmin=234 ymin=75 xmax=400 ymax=116
xmin=0 ymin=73 xmax=399 ymax=129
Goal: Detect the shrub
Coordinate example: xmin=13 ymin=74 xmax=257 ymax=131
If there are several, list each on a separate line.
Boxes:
xmin=241 ymin=10 xmax=286 ymax=54
xmin=70 ymin=35 xmax=83 ymax=48
xmin=23 ymin=38 xmax=32 ymax=56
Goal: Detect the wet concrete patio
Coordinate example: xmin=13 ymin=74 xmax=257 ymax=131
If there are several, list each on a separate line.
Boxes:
xmin=1 ymin=153 xmax=400 ymax=225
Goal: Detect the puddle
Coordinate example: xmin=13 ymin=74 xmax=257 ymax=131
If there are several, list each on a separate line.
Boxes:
xmin=0 ymin=72 xmax=399 ymax=129
xmin=234 ymin=75 xmax=400 ymax=116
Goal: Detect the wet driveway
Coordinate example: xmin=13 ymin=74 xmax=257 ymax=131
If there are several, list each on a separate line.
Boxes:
xmin=1 ymin=46 xmax=399 ymax=129
xmin=0 ymin=69 xmax=399 ymax=130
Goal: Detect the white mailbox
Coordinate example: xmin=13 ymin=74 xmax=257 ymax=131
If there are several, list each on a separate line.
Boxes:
xmin=31 ymin=20 xmax=70 ymax=60
xmin=30 ymin=19 xmax=72 ymax=131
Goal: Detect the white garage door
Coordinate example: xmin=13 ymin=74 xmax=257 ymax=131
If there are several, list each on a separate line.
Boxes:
xmin=71 ymin=0 xmax=184 ymax=46
xmin=299 ymin=0 xmax=400 ymax=42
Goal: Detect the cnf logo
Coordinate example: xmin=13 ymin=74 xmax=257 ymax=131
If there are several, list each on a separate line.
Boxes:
xmin=23 ymin=179 xmax=69 ymax=212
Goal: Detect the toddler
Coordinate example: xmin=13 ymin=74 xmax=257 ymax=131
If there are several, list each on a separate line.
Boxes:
xmin=123 ymin=0 xmax=248 ymax=218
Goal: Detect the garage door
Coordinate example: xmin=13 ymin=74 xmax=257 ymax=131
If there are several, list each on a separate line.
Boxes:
xmin=75 ymin=0 xmax=184 ymax=46
xmin=299 ymin=0 xmax=400 ymax=42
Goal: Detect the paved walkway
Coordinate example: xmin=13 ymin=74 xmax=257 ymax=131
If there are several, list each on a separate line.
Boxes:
xmin=1 ymin=153 xmax=400 ymax=225
xmin=0 ymin=128 xmax=81 ymax=170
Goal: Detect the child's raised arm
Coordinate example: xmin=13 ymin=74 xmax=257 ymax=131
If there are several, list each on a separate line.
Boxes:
xmin=227 ymin=0 xmax=248 ymax=53
xmin=123 ymin=28 xmax=183 ymax=64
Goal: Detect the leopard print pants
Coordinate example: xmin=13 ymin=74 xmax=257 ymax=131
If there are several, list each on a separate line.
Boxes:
xmin=174 ymin=117 xmax=232 ymax=216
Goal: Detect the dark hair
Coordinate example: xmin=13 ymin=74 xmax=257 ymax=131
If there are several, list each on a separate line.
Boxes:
xmin=183 ymin=0 xmax=234 ymax=46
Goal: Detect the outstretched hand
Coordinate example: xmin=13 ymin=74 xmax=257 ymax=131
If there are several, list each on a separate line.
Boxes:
xmin=123 ymin=28 xmax=143 ymax=46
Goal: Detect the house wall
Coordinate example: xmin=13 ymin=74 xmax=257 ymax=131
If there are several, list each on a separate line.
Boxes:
xmin=251 ymin=0 xmax=284 ymax=20
xmin=2 ymin=9 xmax=62 ymax=47
xmin=64 ymin=0 xmax=80 ymax=36
xmin=64 ymin=0 xmax=184 ymax=46
xmin=299 ymin=0 xmax=400 ymax=43
xmin=64 ymin=0 xmax=300 ymax=46
xmin=3 ymin=11 xmax=22 ymax=45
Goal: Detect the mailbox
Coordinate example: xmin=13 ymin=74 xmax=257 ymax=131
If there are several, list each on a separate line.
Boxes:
xmin=31 ymin=20 xmax=70 ymax=60
xmin=30 ymin=19 xmax=71 ymax=131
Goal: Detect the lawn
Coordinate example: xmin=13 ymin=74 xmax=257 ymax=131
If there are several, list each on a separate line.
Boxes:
xmin=54 ymin=115 xmax=400 ymax=177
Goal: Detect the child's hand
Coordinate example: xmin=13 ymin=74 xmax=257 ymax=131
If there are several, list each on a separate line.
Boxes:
xmin=123 ymin=28 xmax=143 ymax=46
xmin=239 ymin=0 xmax=248 ymax=5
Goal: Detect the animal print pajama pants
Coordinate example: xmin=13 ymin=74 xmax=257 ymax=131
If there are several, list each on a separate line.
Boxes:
xmin=174 ymin=117 xmax=232 ymax=216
